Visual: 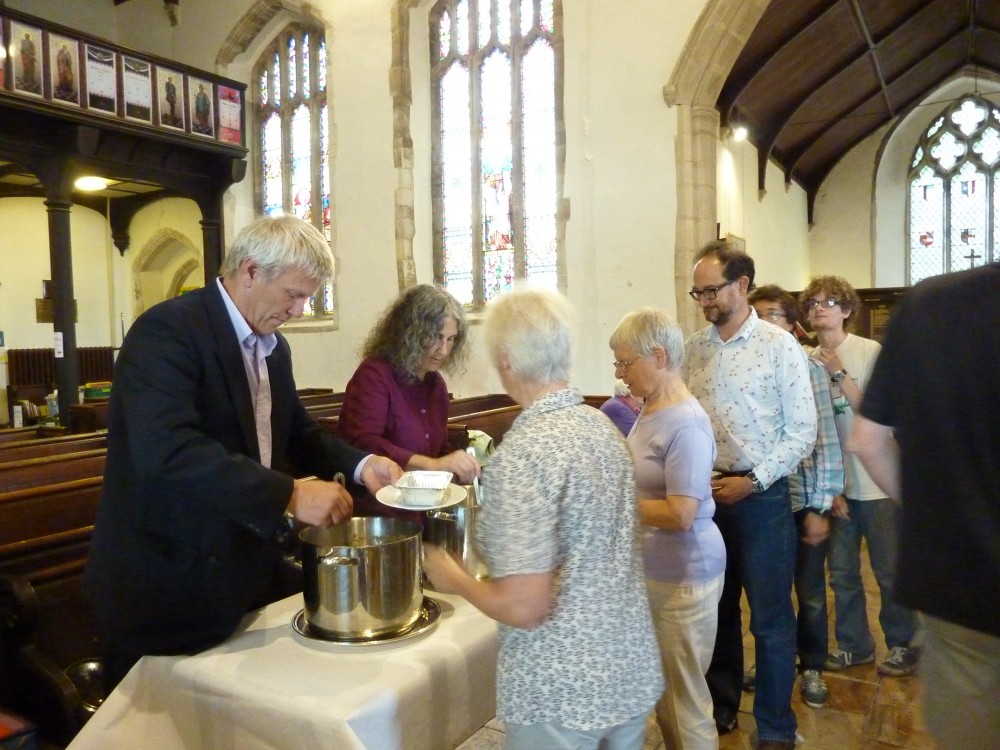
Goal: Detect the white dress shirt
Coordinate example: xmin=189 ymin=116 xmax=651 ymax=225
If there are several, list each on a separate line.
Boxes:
xmin=682 ymin=308 xmax=817 ymax=489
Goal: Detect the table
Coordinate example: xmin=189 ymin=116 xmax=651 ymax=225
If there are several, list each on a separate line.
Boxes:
xmin=67 ymin=591 xmax=498 ymax=750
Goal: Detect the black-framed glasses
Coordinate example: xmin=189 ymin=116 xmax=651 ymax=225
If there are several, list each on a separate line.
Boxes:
xmin=612 ymin=356 xmax=642 ymax=371
xmin=688 ymin=279 xmax=736 ymax=301
xmin=804 ymin=298 xmax=841 ymax=310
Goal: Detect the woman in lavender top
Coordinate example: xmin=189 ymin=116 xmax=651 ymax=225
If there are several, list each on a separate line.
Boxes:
xmin=611 ymin=307 xmax=726 ymax=750
xmin=337 ymin=284 xmax=479 ymax=519
xmin=600 ymin=378 xmax=643 ymax=436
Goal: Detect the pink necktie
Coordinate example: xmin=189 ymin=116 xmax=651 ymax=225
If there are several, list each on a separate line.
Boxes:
xmin=251 ymin=337 xmax=272 ymax=468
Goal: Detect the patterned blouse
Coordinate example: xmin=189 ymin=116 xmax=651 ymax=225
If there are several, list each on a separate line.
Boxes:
xmin=478 ymin=388 xmax=663 ymax=730
xmin=682 ymin=309 xmax=817 ymax=489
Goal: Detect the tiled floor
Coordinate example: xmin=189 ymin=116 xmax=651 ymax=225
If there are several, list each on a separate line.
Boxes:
xmin=457 ymin=542 xmax=936 ymax=749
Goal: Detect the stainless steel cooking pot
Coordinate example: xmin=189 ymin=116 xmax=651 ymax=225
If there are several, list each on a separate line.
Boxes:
xmin=300 ymin=517 xmax=423 ymax=640
xmin=423 ymin=487 xmax=488 ymax=580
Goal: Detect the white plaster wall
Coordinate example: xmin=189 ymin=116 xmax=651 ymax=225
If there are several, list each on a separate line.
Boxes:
xmin=717 ymin=139 xmax=811 ymax=290
xmin=809 ymin=129 xmax=883 ymax=287
xmin=0 ymin=198 xmax=112 ymax=348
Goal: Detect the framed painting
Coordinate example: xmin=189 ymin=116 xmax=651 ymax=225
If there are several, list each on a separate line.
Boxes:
xmin=10 ymin=21 xmax=44 ymax=97
xmin=188 ymin=77 xmax=214 ymax=137
xmin=122 ymin=55 xmax=152 ymax=123
xmin=49 ymin=33 xmax=80 ymax=106
xmin=156 ymin=66 xmax=185 ymax=130
xmin=217 ymin=84 xmax=243 ymax=145
xmin=84 ymin=44 xmax=117 ymax=115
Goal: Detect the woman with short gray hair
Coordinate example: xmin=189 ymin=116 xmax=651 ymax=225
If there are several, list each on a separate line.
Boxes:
xmin=426 ymin=286 xmax=663 ymax=750
xmin=610 ymin=307 xmax=726 ymax=750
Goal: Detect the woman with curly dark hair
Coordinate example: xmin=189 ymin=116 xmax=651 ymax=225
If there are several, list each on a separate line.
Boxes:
xmin=337 ymin=284 xmax=479 ymax=517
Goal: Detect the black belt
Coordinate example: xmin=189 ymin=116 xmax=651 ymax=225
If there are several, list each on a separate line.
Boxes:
xmin=717 ymin=470 xmax=750 ymax=478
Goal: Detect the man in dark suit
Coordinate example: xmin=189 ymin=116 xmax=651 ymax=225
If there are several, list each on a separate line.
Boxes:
xmin=86 ymin=215 xmax=402 ymax=692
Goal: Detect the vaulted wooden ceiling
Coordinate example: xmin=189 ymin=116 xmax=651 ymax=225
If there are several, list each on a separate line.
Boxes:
xmin=718 ymin=0 xmax=1000 ymax=222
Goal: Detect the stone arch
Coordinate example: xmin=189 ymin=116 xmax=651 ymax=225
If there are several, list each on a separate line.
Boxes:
xmin=132 ymin=228 xmax=202 ymax=317
xmin=663 ymin=0 xmax=769 ymax=334
xmin=215 ymin=0 xmax=325 ymax=67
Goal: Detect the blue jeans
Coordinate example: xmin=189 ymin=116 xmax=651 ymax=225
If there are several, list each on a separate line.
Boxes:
xmin=828 ymin=497 xmax=917 ymax=653
xmin=794 ymin=508 xmax=829 ymax=671
xmin=706 ymin=479 xmax=797 ymax=743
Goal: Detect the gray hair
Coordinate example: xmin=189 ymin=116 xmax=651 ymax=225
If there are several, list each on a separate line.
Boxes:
xmin=484 ymin=285 xmax=573 ymax=384
xmin=362 ymin=284 xmax=469 ymax=379
xmin=219 ymin=215 xmax=335 ymax=282
xmin=613 ymin=378 xmax=631 ymax=397
xmin=609 ymin=307 xmax=684 ymax=372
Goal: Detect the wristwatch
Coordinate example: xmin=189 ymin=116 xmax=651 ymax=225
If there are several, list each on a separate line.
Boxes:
xmin=746 ymin=471 xmax=764 ymax=494
xmin=830 ymin=369 xmax=848 ymax=383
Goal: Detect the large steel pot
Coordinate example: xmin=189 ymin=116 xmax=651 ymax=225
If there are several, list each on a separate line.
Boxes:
xmin=300 ymin=517 xmax=423 ymax=640
xmin=423 ymin=487 xmax=488 ymax=580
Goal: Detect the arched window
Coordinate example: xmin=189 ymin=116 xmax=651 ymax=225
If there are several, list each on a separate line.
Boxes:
xmin=430 ymin=0 xmax=563 ymax=308
xmin=253 ymin=24 xmax=335 ymax=318
xmin=908 ymin=94 xmax=1000 ymax=285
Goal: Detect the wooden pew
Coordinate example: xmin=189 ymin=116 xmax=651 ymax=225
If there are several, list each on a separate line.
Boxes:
xmin=447 ymin=393 xmax=516 ymax=418
xmin=0 ymin=476 xmax=105 ymax=747
xmin=0 ymin=451 xmax=107 ymax=494
xmin=0 ymin=425 xmax=68 ymax=444
xmin=0 ymin=434 xmax=107 ymax=463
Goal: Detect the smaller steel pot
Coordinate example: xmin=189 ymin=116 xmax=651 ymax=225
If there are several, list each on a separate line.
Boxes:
xmin=423 ymin=487 xmax=487 ymax=580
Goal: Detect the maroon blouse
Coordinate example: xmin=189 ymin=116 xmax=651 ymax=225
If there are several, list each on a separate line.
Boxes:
xmin=336 ymin=357 xmax=451 ymax=520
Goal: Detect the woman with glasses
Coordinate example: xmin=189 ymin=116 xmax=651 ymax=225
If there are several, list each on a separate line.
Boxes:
xmin=610 ymin=307 xmax=726 ymax=750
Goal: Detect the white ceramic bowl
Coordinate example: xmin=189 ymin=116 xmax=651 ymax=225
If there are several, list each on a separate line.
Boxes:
xmin=396 ymin=471 xmax=454 ymax=507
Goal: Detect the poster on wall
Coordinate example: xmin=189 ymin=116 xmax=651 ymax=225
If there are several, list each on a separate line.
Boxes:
xmin=156 ymin=66 xmax=185 ymax=130
xmin=217 ymin=84 xmax=242 ymax=145
xmin=84 ymin=44 xmax=117 ymax=114
xmin=10 ymin=21 xmax=44 ymax=97
xmin=189 ymin=77 xmax=214 ymax=137
xmin=49 ymin=33 xmax=80 ymax=106
xmin=122 ymin=55 xmax=151 ymax=122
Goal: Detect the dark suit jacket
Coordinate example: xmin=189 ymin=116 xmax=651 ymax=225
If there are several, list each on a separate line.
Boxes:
xmin=85 ymin=282 xmax=366 ymax=658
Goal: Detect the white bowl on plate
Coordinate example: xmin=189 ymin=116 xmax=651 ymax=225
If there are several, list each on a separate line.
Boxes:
xmin=396 ymin=471 xmax=454 ymax=507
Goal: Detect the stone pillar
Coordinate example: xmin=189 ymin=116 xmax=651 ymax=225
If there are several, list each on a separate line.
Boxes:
xmin=673 ymin=103 xmax=720 ymax=336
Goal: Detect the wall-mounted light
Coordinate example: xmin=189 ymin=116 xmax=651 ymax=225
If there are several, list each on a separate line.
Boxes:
xmin=75 ymin=176 xmax=112 ymax=192
xmin=732 ymin=125 xmax=748 ymax=142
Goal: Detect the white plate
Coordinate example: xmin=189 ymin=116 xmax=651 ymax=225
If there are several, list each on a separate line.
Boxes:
xmin=375 ymin=483 xmax=466 ymax=511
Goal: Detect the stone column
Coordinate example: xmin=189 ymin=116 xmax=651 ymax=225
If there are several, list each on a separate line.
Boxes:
xmin=673 ymin=103 xmax=720 ymax=336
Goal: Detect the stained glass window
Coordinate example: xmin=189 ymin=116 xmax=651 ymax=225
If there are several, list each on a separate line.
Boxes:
xmin=431 ymin=0 xmax=563 ymax=308
xmin=253 ymin=25 xmax=335 ymax=318
xmin=908 ymin=95 xmax=999 ymax=285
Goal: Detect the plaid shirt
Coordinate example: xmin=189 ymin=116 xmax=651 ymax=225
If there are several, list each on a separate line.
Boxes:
xmin=789 ymin=357 xmax=844 ymax=512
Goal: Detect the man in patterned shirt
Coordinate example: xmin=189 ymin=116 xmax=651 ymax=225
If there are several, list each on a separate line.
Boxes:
xmin=682 ymin=241 xmax=817 ymax=750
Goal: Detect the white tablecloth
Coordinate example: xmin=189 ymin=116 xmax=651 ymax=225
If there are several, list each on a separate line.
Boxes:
xmin=67 ymin=592 xmax=498 ymax=750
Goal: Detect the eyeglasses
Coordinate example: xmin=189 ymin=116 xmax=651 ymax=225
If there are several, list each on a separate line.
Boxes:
xmin=804 ymin=298 xmax=841 ymax=310
xmin=688 ymin=279 xmax=736 ymax=301
xmin=612 ymin=356 xmax=642 ymax=371
xmin=762 ymin=311 xmax=787 ymax=321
